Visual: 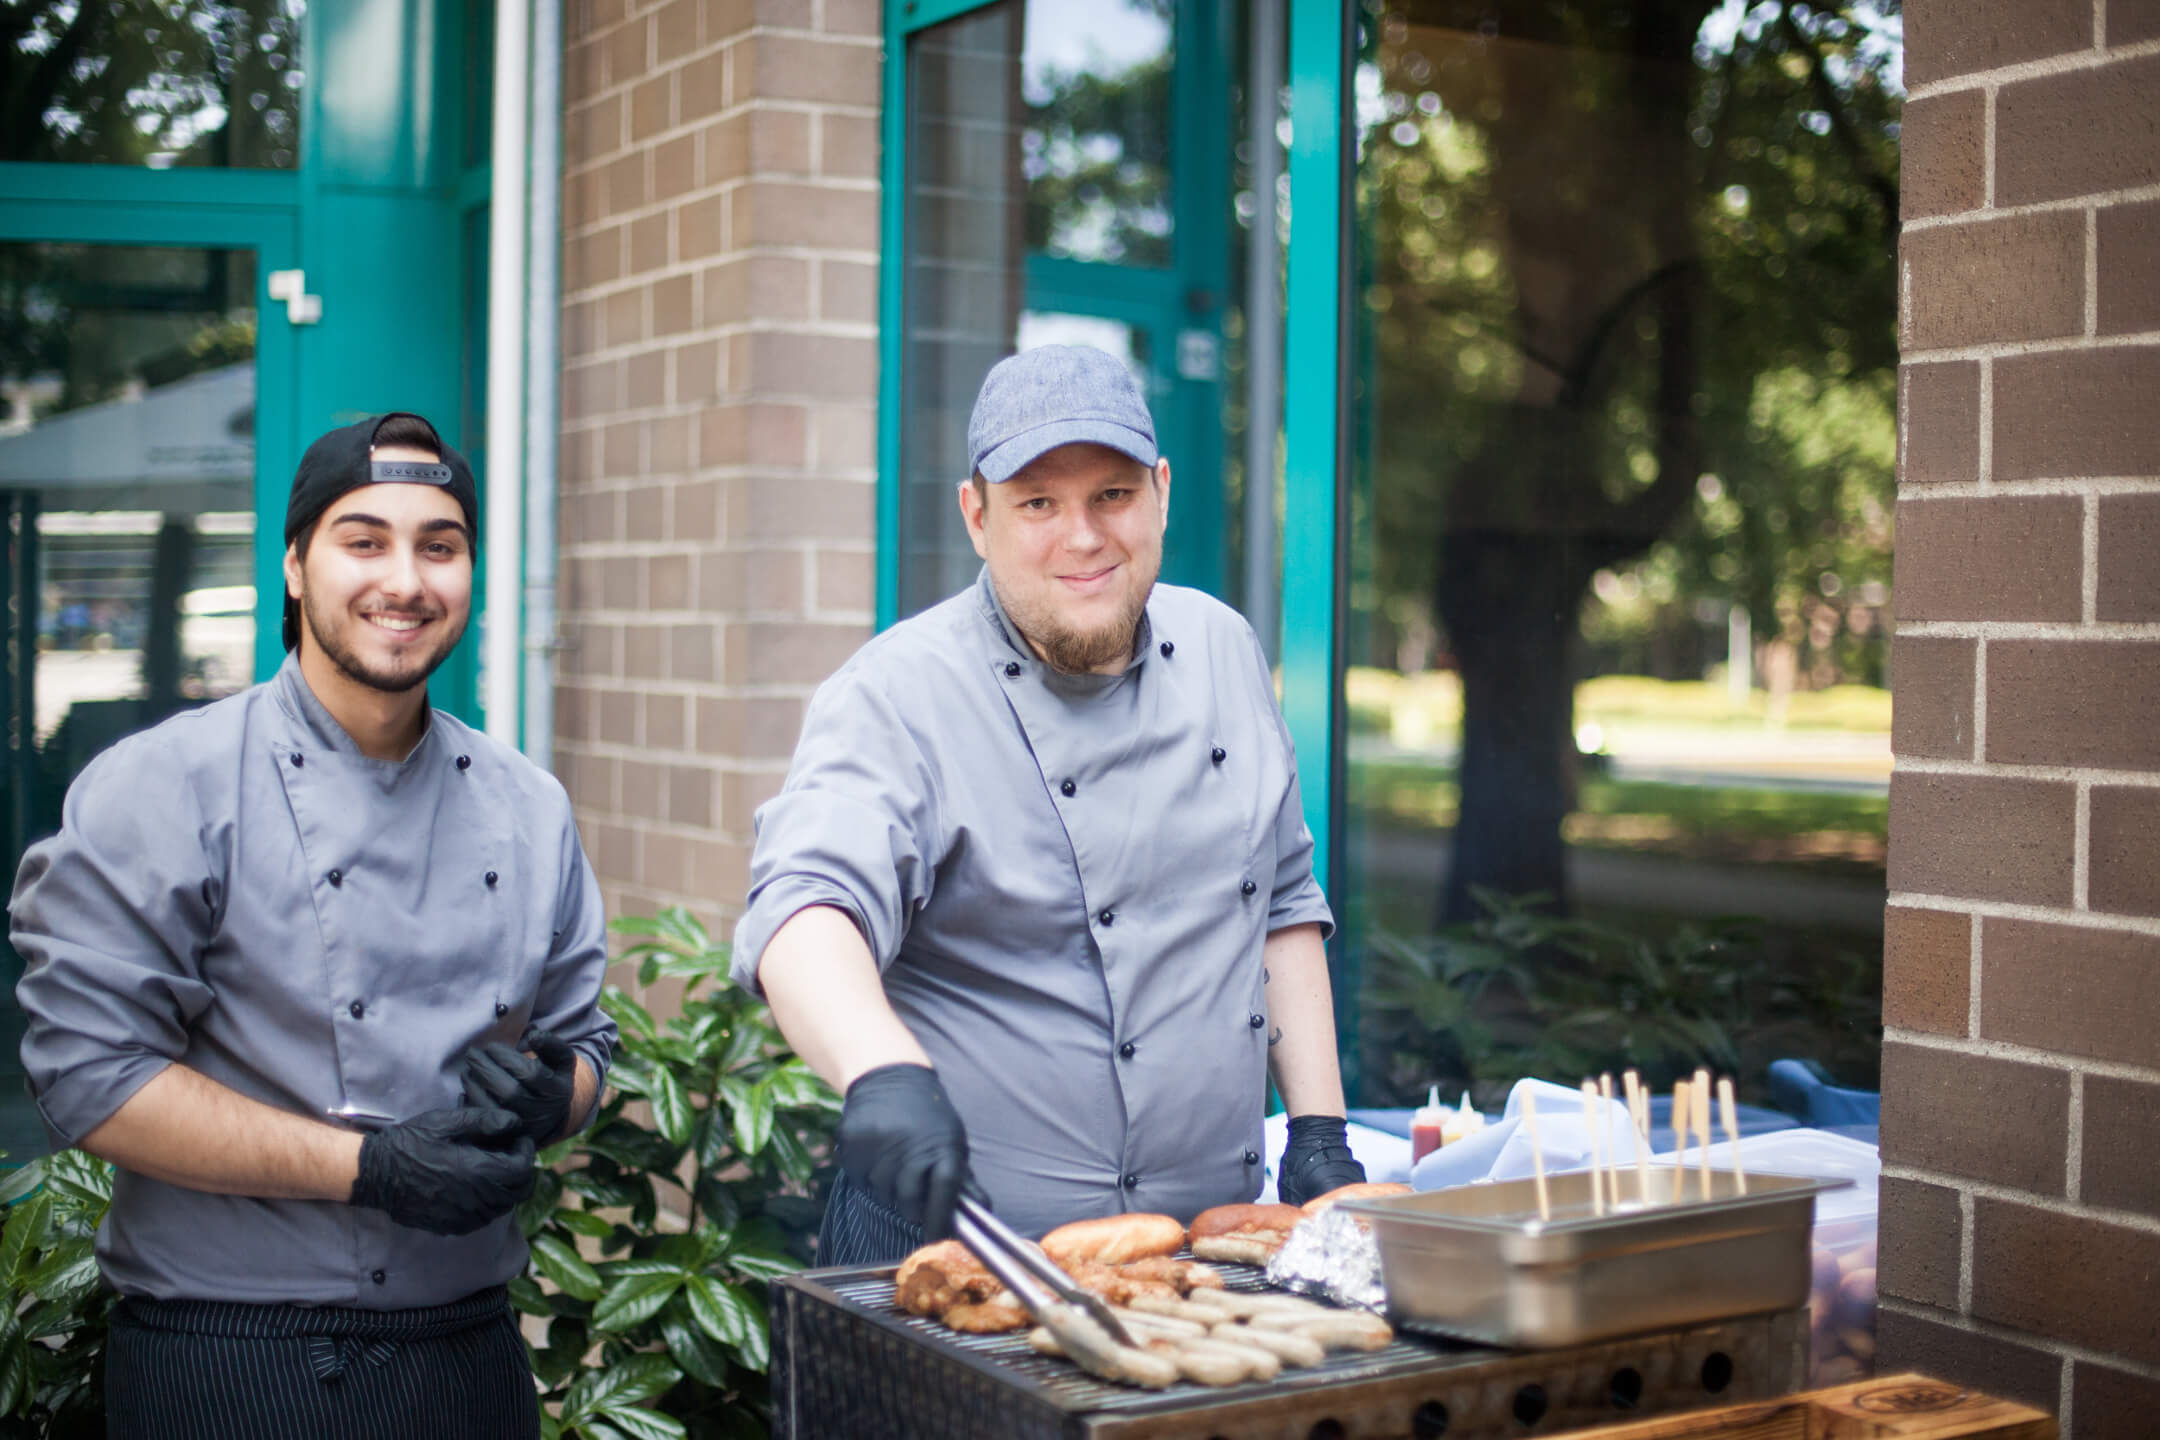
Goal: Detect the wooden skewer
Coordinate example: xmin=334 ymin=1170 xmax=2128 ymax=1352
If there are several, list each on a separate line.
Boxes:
xmin=1580 ymin=1080 xmax=1604 ymax=1216
xmin=1624 ymin=1069 xmax=1652 ymax=1204
xmin=1670 ymin=1078 xmax=1690 ymax=1205
xmin=1598 ymin=1073 xmax=1619 ymax=1204
xmin=1718 ymin=1076 xmax=1747 ymax=1195
xmin=1692 ymin=1069 xmax=1713 ymax=1201
xmin=1523 ymin=1089 xmax=1551 ymax=1222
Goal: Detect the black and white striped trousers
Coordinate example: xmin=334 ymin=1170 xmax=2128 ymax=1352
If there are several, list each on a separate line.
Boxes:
xmin=816 ymin=1171 xmax=924 ymax=1267
xmin=105 ymin=1285 xmax=538 ymax=1440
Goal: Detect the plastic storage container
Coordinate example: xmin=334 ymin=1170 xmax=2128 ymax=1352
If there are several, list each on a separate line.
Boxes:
xmin=1670 ymin=1127 xmax=1878 ymax=1385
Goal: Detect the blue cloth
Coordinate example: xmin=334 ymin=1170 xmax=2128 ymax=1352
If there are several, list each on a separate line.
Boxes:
xmin=1768 ymin=1058 xmax=1881 ymax=1128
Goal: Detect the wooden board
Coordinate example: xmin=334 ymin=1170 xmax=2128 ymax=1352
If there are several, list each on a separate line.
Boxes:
xmin=1548 ymin=1373 xmax=2055 ymax=1440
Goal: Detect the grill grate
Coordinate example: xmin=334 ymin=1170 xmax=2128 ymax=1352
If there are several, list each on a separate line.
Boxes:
xmin=816 ymin=1261 xmax=1449 ymax=1413
xmin=773 ymin=1258 xmax=1810 ymax=1439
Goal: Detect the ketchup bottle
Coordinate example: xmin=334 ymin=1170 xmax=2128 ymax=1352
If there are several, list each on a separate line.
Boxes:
xmin=1410 ymin=1086 xmax=1448 ymax=1164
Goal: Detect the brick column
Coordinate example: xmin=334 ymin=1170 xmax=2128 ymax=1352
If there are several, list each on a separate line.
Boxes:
xmin=555 ymin=0 xmax=881 ymax=941
xmin=1881 ymin=2 xmax=2160 ymax=1433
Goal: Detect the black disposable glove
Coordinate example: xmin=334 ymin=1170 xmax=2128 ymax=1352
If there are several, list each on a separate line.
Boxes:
xmin=835 ymin=1063 xmax=978 ymax=1241
xmin=1275 ymin=1114 xmax=1367 ymax=1208
xmin=460 ymin=1031 xmax=579 ymax=1144
xmin=349 ymin=1106 xmax=537 ymax=1236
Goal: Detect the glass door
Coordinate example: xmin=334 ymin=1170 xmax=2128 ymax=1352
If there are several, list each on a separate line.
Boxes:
xmin=881 ymin=0 xmax=1248 ymax=621
xmin=0 ymin=210 xmax=296 ymax=1157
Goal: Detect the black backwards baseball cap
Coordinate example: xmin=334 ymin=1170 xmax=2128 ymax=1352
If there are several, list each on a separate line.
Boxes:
xmin=281 ymin=412 xmax=480 ymax=650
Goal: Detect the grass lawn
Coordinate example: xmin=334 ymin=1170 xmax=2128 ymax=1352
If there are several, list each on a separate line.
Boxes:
xmin=1346 ymin=668 xmax=1895 ymax=744
xmin=1351 ymin=762 xmax=1888 ymax=872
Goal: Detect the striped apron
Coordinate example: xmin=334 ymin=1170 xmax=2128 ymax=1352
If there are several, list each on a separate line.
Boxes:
xmin=105 ymin=1285 xmax=538 ymax=1440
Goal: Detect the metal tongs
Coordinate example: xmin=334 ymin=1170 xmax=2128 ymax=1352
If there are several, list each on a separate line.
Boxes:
xmin=951 ymin=1194 xmax=1141 ymax=1348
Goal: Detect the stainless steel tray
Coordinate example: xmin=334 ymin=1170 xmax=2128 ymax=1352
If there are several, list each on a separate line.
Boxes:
xmin=1341 ymin=1167 xmax=1849 ymax=1349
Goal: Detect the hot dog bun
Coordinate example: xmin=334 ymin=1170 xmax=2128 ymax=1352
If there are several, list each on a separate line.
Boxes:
xmin=1187 ymin=1203 xmax=1303 ymax=1265
xmin=1299 ymin=1182 xmax=1412 ymax=1216
xmin=1040 ymin=1212 xmax=1187 ymax=1267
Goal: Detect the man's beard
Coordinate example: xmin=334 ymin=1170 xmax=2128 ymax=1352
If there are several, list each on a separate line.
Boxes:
xmin=996 ymin=567 xmax=1157 ymax=675
xmin=300 ymin=588 xmax=463 ymax=694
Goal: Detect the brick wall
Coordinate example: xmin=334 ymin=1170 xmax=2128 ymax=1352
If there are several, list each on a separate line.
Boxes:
xmin=1882 ymin=2 xmax=2160 ymax=1434
xmin=554 ymin=0 xmax=881 ymax=946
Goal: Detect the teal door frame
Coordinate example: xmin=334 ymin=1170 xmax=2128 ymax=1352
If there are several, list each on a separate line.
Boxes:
xmin=0 ymin=182 xmax=305 ymax=691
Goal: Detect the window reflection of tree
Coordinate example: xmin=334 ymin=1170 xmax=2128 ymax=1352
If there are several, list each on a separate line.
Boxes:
xmin=1022 ymin=0 xmax=1174 ymax=268
xmin=2 ymin=0 xmax=305 ymax=169
xmin=1361 ymin=0 xmax=1900 ymax=922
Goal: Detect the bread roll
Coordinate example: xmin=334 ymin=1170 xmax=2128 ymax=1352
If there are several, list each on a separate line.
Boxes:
xmin=1040 ymin=1212 xmax=1187 ymax=1267
xmin=1187 ymin=1202 xmax=1302 ymax=1265
xmin=1299 ymin=1182 xmax=1412 ymax=1216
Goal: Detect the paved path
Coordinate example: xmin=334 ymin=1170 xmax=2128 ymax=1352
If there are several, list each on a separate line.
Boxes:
xmin=1356 ymin=828 xmax=1887 ymax=935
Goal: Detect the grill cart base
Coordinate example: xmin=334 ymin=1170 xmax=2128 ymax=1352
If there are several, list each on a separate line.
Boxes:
xmin=770 ymin=1262 xmax=1808 ymax=1440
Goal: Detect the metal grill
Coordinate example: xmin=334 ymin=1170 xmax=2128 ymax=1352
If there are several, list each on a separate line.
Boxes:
xmin=816 ymin=1263 xmax=1439 ymax=1413
xmin=770 ymin=1259 xmax=1810 ymax=1440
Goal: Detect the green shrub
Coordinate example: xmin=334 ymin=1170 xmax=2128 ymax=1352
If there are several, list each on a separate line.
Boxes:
xmin=0 ymin=908 xmax=838 ymax=1440
xmin=1358 ymin=890 xmax=1880 ymax=1107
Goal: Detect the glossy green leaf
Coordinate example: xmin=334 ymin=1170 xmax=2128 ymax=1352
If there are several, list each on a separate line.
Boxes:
xmin=597 ymin=1405 xmax=686 ymax=1440
xmin=765 ymin=1122 xmax=814 ymax=1188
xmin=658 ymin=1310 xmax=730 ymax=1388
xmin=515 ymin=1168 xmax=565 ymax=1238
xmin=508 ymin=1275 xmax=554 ymax=1316
xmin=731 ymin=1078 xmax=774 ymax=1158
xmin=722 ymin=1240 xmax=801 ymax=1283
xmin=553 ymin=1208 xmax=614 ymax=1240
xmin=684 ymin=1275 xmax=753 ymax=1348
xmin=530 ymin=1235 xmax=605 ymax=1303
xmin=42 ymin=1151 xmax=111 ymax=1212
xmin=563 ymin=1169 xmax=641 ymax=1210
xmin=0 ymin=1160 xmax=45 ymax=1208
xmin=646 ymin=1066 xmax=692 ymax=1147
xmin=0 ymin=1193 xmax=53 ymax=1287
xmin=0 ymin=1312 xmax=26 ymax=1415
xmin=602 ymin=988 xmax=658 ymax=1045
xmin=562 ymin=1353 xmax=682 ymax=1423
xmin=592 ymin=1271 xmax=684 ymax=1333
xmin=693 ymin=1109 xmax=730 ymax=1172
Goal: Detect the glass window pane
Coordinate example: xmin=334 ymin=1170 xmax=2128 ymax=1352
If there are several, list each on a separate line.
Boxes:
xmin=4 ymin=0 xmax=306 ymax=169
xmin=0 ymin=240 xmax=259 ymax=1156
xmin=1343 ymin=2 xmax=1900 ymax=1110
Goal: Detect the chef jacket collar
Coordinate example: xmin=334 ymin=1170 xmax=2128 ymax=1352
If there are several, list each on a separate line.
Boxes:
xmin=270 ymin=649 xmax=439 ymax=767
xmin=971 ymin=566 xmax=1169 ymax=682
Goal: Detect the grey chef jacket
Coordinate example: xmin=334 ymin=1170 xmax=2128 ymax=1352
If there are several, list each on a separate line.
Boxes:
xmin=11 ymin=653 xmax=616 ymax=1309
xmin=733 ymin=569 xmax=1334 ymax=1237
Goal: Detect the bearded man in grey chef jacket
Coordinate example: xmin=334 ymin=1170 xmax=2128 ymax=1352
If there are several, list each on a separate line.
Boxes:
xmin=10 ymin=412 xmax=616 ymax=1440
xmin=734 ymin=346 xmax=1366 ymax=1264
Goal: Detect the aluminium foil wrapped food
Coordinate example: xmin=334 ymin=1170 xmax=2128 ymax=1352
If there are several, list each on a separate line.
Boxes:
xmin=1264 ymin=1206 xmax=1388 ymax=1313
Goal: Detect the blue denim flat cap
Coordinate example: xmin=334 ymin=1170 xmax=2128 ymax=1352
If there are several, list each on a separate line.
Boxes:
xmin=967 ymin=345 xmax=1159 ymax=483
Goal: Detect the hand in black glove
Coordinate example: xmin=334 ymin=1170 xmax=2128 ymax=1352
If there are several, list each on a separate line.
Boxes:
xmin=460 ymin=1031 xmax=579 ymax=1144
xmin=349 ymin=1106 xmax=537 ymax=1236
xmin=835 ymin=1063 xmax=977 ymax=1241
xmin=1275 ymin=1114 xmax=1367 ymax=1208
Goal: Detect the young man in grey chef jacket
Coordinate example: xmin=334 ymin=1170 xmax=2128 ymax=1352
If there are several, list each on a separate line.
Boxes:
xmin=733 ymin=346 xmax=1367 ymax=1263
xmin=11 ymin=412 xmax=616 ymax=1440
